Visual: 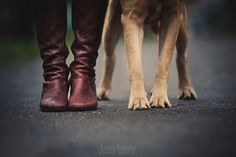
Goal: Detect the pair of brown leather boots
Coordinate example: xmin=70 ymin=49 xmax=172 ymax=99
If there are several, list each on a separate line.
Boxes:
xmin=34 ymin=0 xmax=108 ymax=111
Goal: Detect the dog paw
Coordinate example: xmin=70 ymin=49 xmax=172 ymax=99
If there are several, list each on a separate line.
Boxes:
xmin=97 ymin=87 xmax=111 ymax=100
xmin=128 ymin=96 xmax=151 ymax=110
xmin=178 ymin=86 xmax=197 ymax=100
xmin=150 ymin=93 xmax=172 ymax=108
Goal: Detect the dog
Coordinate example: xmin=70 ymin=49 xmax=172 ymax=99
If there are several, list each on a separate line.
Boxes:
xmin=97 ymin=0 xmax=197 ymax=110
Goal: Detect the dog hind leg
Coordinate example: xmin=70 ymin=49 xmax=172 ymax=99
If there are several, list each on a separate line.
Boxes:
xmin=97 ymin=0 xmax=122 ymax=100
xmin=176 ymin=8 xmax=197 ymax=100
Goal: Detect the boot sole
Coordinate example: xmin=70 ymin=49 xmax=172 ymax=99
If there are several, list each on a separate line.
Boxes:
xmin=40 ymin=106 xmax=67 ymax=112
xmin=68 ymin=105 xmax=97 ymax=111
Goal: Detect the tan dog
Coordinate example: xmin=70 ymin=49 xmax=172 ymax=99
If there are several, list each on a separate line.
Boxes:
xmin=97 ymin=0 xmax=197 ymax=110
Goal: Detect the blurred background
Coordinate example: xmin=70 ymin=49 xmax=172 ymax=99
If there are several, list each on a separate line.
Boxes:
xmin=0 ymin=0 xmax=236 ymax=62
xmin=1 ymin=1 xmax=236 ymax=157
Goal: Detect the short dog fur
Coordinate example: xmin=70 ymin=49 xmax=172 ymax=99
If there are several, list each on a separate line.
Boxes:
xmin=97 ymin=0 xmax=197 ymax=110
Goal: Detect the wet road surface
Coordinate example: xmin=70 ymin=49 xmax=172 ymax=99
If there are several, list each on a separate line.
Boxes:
xmin=0 ymin=37 xmax=236 ymax=157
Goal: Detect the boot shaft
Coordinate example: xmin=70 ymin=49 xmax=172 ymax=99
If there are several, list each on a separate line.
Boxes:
xmin=70 ymin=0 xmax=108 ymax=78
xmin=34 ymin=0 xmax=69 ymax=81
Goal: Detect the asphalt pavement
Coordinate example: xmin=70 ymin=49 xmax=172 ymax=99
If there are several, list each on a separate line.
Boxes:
xmin=0 ymin=37 xmax=236 ymax=157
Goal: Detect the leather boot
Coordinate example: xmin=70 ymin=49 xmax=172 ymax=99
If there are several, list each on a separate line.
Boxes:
xmin=68 ymin=0 xmax=108 ymax=110
xmin=34 ymin=0 xmax=69 ymax=111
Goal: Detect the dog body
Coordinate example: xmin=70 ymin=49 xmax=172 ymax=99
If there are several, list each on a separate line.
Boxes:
xmin=97 ymin=0 xmax=197 ymax=110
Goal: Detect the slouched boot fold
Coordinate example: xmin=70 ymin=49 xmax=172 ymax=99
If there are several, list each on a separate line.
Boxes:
xmin=68 ymin=0 xmax=108 ymax=110
xmin=34 ymin=0 xmax=69 ymax=111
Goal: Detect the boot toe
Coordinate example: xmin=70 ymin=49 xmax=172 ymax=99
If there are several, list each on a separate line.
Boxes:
xmin=68 ymin=99 xmax=97 ymax=111
xmin=40 ymin=97 xmax=67 ymax=112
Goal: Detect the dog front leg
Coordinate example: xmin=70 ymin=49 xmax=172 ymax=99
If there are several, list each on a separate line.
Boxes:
xmin=121 ymin=14 xmax=150 ymax=110
xmin=150 ymin=4 xmax=184 ymax=108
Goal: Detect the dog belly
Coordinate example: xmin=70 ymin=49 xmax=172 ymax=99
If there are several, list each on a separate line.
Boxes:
xmin=120 ymin=0 xmax=184 ymax=24
xmin=145 ymin=0 xmax=185 ymax=24
xmin=145 ymin=6 xmax=162 ymax=24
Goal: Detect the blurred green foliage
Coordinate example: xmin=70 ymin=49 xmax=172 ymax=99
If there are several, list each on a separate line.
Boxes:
xmin=0 ymin=39 xmax=38 ymax=62
xmin=0 ymin=31 xmax=75 ymax=63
